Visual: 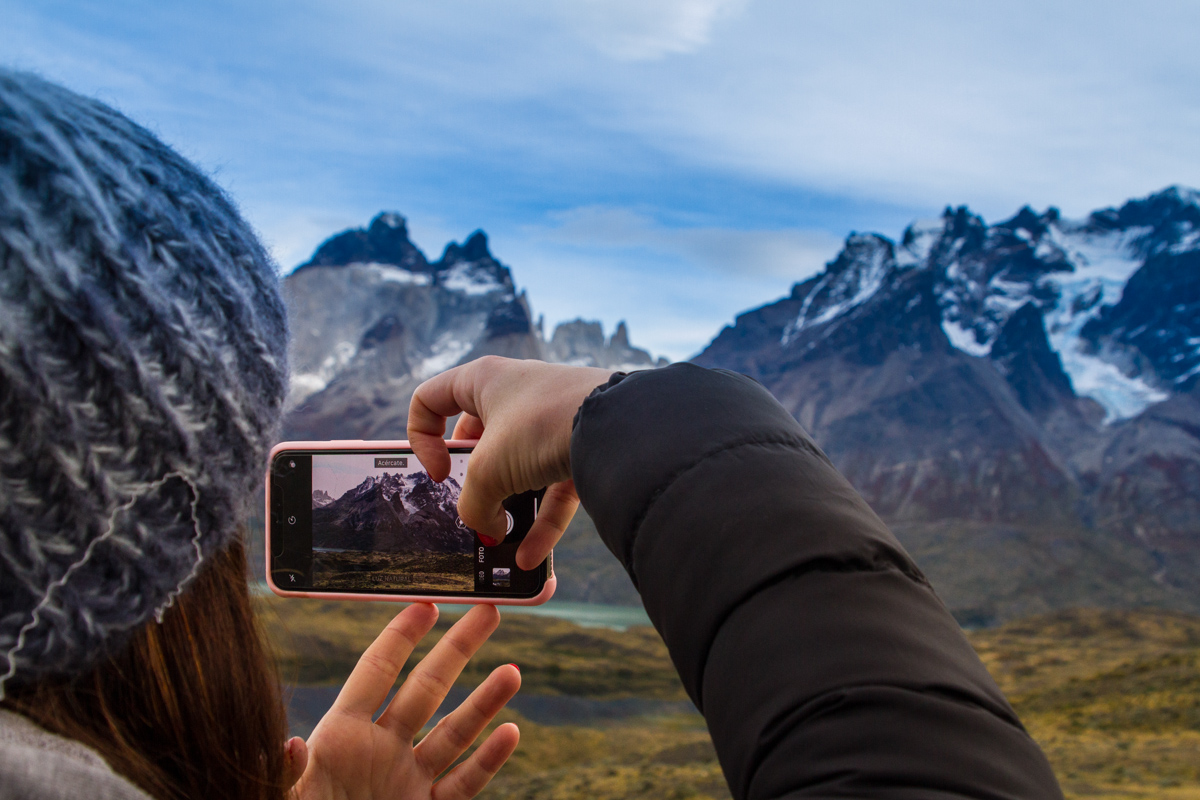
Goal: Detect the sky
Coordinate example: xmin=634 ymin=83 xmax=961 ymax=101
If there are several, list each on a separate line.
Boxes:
xmin=3 ymin=0 xmax=1199 ymax=360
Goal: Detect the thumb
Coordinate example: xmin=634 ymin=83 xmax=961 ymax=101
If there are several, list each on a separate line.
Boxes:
xmin=284 ymin=736 xmax=308 ymax=789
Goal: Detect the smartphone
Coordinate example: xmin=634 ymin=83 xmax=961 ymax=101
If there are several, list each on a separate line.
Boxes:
xmin=265 ymin=440 xmax=555 ymax=604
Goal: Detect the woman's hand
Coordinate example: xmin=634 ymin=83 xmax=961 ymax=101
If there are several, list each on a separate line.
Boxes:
xmin=408 ymin=357 xmax=614 ymax=569
xmin=288 ymin=603 xmax=521 ymax=800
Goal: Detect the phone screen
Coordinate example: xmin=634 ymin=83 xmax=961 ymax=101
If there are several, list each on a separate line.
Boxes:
xmin=268 ymin=447 xmax=547 ymax=598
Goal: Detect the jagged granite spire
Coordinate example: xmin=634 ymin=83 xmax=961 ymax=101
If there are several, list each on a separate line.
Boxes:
xmin=298 ymin=212 xmax=431 ymax=272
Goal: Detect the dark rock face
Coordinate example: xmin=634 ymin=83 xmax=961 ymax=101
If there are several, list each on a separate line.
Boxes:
xmin=282 ymin=214 xmax=540 ymax=439
xmin=695 ymin=186 xmax=1200 ymax=612
xmin=1081 ymin=249 xmax=1200 ymax=390
xmin=281 ymin=213 xmax=662 ymax=441
xmin=301 ymin=212 xmax=431 ymax=273
xmin=311 ymin=472 xmax=470 ymax=554
xmin=990 ymin=302 xmax=1075 ymax=418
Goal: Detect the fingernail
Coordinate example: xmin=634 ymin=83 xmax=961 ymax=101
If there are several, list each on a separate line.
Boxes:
xmin=508 ymin=663 xmax=520 ymax=672
xmin=479 ymin=534 xmax=498 ymax=546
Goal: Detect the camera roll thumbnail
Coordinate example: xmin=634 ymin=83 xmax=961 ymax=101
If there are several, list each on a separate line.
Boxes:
xmin=310 ymin=453 xmax=473 ymax=591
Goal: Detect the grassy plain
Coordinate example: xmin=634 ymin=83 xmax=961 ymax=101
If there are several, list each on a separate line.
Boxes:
xmin=313 ymin=551 xmax=473 ymax=592
xmin=257 ymin=595 xmax=1200 ymax=799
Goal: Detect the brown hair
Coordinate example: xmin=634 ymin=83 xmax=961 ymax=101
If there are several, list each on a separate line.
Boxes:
xmin=2 ymin=538 xmax=289 ymax=800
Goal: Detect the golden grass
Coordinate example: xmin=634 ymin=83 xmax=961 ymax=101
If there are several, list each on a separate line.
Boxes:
xmin=972 ymin=609 xmax=1200 ymax=799
xmin=257 ymin=595 xmax=1200 ymax=799
xmin=258 ymin=595 xmax=687 ymax=698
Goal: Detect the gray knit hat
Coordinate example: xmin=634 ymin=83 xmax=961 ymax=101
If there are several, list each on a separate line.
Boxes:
xmin=0 ymin=70 xmax=289 ymax=696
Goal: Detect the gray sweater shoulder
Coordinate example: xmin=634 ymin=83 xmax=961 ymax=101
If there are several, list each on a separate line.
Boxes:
xmin=0 ymin=710 xmax=152 ymax=800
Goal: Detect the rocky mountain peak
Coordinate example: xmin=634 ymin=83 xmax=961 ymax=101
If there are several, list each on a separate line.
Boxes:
xmin=438 ymin=230 xmax=492 ymax=265
xmin=1088 ymin=185 xmax=1200 ymax=238
xmin=432 ymin=230 xmax=514 ymax=297
xmin=299 ymin=211 xmax=431 ymax=272
xmin=547 ymin=318 xmax=663 ymax=370
xmin=936 ymin=205 xmax=988 ymax=251
xmin=694 ymin=185 xmax=1200 ymax=612
xmin=281 ymin=212 xmax=665 ymax=440
xmin=996 ymin=205 xmax=1059 ymax=240
xmin=781 ymin=233 xmax=902 ymax=345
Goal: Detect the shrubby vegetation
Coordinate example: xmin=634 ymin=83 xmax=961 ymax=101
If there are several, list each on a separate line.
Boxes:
xmin=258 ymin=597 xmax=1200 ymax=799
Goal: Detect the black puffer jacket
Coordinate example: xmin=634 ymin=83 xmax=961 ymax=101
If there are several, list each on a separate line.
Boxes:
xmin=570 ymin=364 xmax=1063 ymax=799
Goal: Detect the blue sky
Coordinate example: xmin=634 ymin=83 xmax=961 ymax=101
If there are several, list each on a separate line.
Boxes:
xmin=4 ymin=0 xmax=1199 ymax=360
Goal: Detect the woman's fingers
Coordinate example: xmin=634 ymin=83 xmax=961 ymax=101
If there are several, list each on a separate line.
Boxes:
xmin=411 ymin=357 xmax=614 ymax=543
xmin=377 ymin=605 xmax=501 ymax=739
xmin=331 ymin=603 xmax=439 ymax=718
xmin=517 ymin=480 xmax=578 ymax=570
xmin=430 ymin=723 xmax=521 ymax=800
xmin=452 ymin=413 xmax=485 ymax=440
xmin=415 ymin=663 xmax=521 ymax=778
xmin=409 ymin=368 xmax=477 ymax=481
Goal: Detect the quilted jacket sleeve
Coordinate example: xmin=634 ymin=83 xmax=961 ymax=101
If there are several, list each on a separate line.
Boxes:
xmin=570 ymin=363 xmax=1062 ymax=800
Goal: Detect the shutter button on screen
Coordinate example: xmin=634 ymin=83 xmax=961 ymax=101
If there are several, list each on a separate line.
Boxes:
xmin=505 ymin=511 xmax=514 ymax=535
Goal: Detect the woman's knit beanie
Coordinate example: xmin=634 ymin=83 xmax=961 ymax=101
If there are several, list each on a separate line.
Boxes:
xmin=0 ymin=70 xmax=289 ymax=696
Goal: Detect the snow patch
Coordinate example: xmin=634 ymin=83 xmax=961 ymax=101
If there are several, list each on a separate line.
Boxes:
xmin=1171 ymin=228 xmax=1200 ymax=254
xmin=781 ymin=244 xmax=891 ymax=345
xmin=287 ymin=340 xmax=358 ymax=407
xmin=1176 ymin=361 xmax=1200 ymax=385
xmin=1038 ymin=226 xmax=1162 ymax=420
xmin=985 ymin=276 xmax=1034 ymax=314
xmin=941 ymin=318 xmax=990 ymax=356
xmin=364 ymin=263 xmax=432 ymax=286
xmin=413 ymin=333 xmax=476 ymax=381
xmin=441 ymin=261 xmax=504 ymax=295
xmin=896 ymin=219 xmax=945 ymax=268
xmin=1053 ymin=226 xmax=1150 ymax=285
xmin=1056 ymin=350 xmax=1168 ymax=421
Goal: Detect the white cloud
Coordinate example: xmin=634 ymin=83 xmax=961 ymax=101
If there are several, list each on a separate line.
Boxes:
xmin=11 ymin=0 xmax=1198 ymax=224
xmin=564 ymin=0 xmax=747 ymax=61
xmin=532 ymin=206 xmax=839 ymax=279
xmin=577 ymin=1 xmax=1200 ymax=218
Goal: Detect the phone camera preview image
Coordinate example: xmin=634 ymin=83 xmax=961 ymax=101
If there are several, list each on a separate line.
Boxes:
xmin=268 ymin=448 xmax=547 ymax=599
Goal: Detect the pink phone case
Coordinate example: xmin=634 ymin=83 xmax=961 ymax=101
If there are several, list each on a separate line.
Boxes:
xmin=264 ymin=439 xmax=556 ymax=606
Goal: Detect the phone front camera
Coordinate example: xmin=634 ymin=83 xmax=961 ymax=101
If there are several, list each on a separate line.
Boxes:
xmin=288 ymin=459 xmax=296 ymax=469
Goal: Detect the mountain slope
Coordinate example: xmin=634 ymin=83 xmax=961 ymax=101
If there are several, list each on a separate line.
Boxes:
xmin=695 ymin=187 xmax=1200 ymax=617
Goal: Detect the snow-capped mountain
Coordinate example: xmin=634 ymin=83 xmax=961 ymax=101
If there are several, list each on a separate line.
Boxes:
xmin=311 ymin=471 xmax=469 ymax=554
xmin=279 ymin=191 xmax=1200 ymax=621
xmin=695 ymin=186 xmax=1200 ymax=615
xmin=282 ymin=212 xmax=662 ymax=439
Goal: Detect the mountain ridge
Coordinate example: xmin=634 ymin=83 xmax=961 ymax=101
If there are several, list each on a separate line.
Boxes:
xmin=281 ymin=213 xmax=664 ymax=440
xmin=274 ymin=188 xmax=1200 ymax=622
xmin=694 ymin=186 xmax=1200 ymax=615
